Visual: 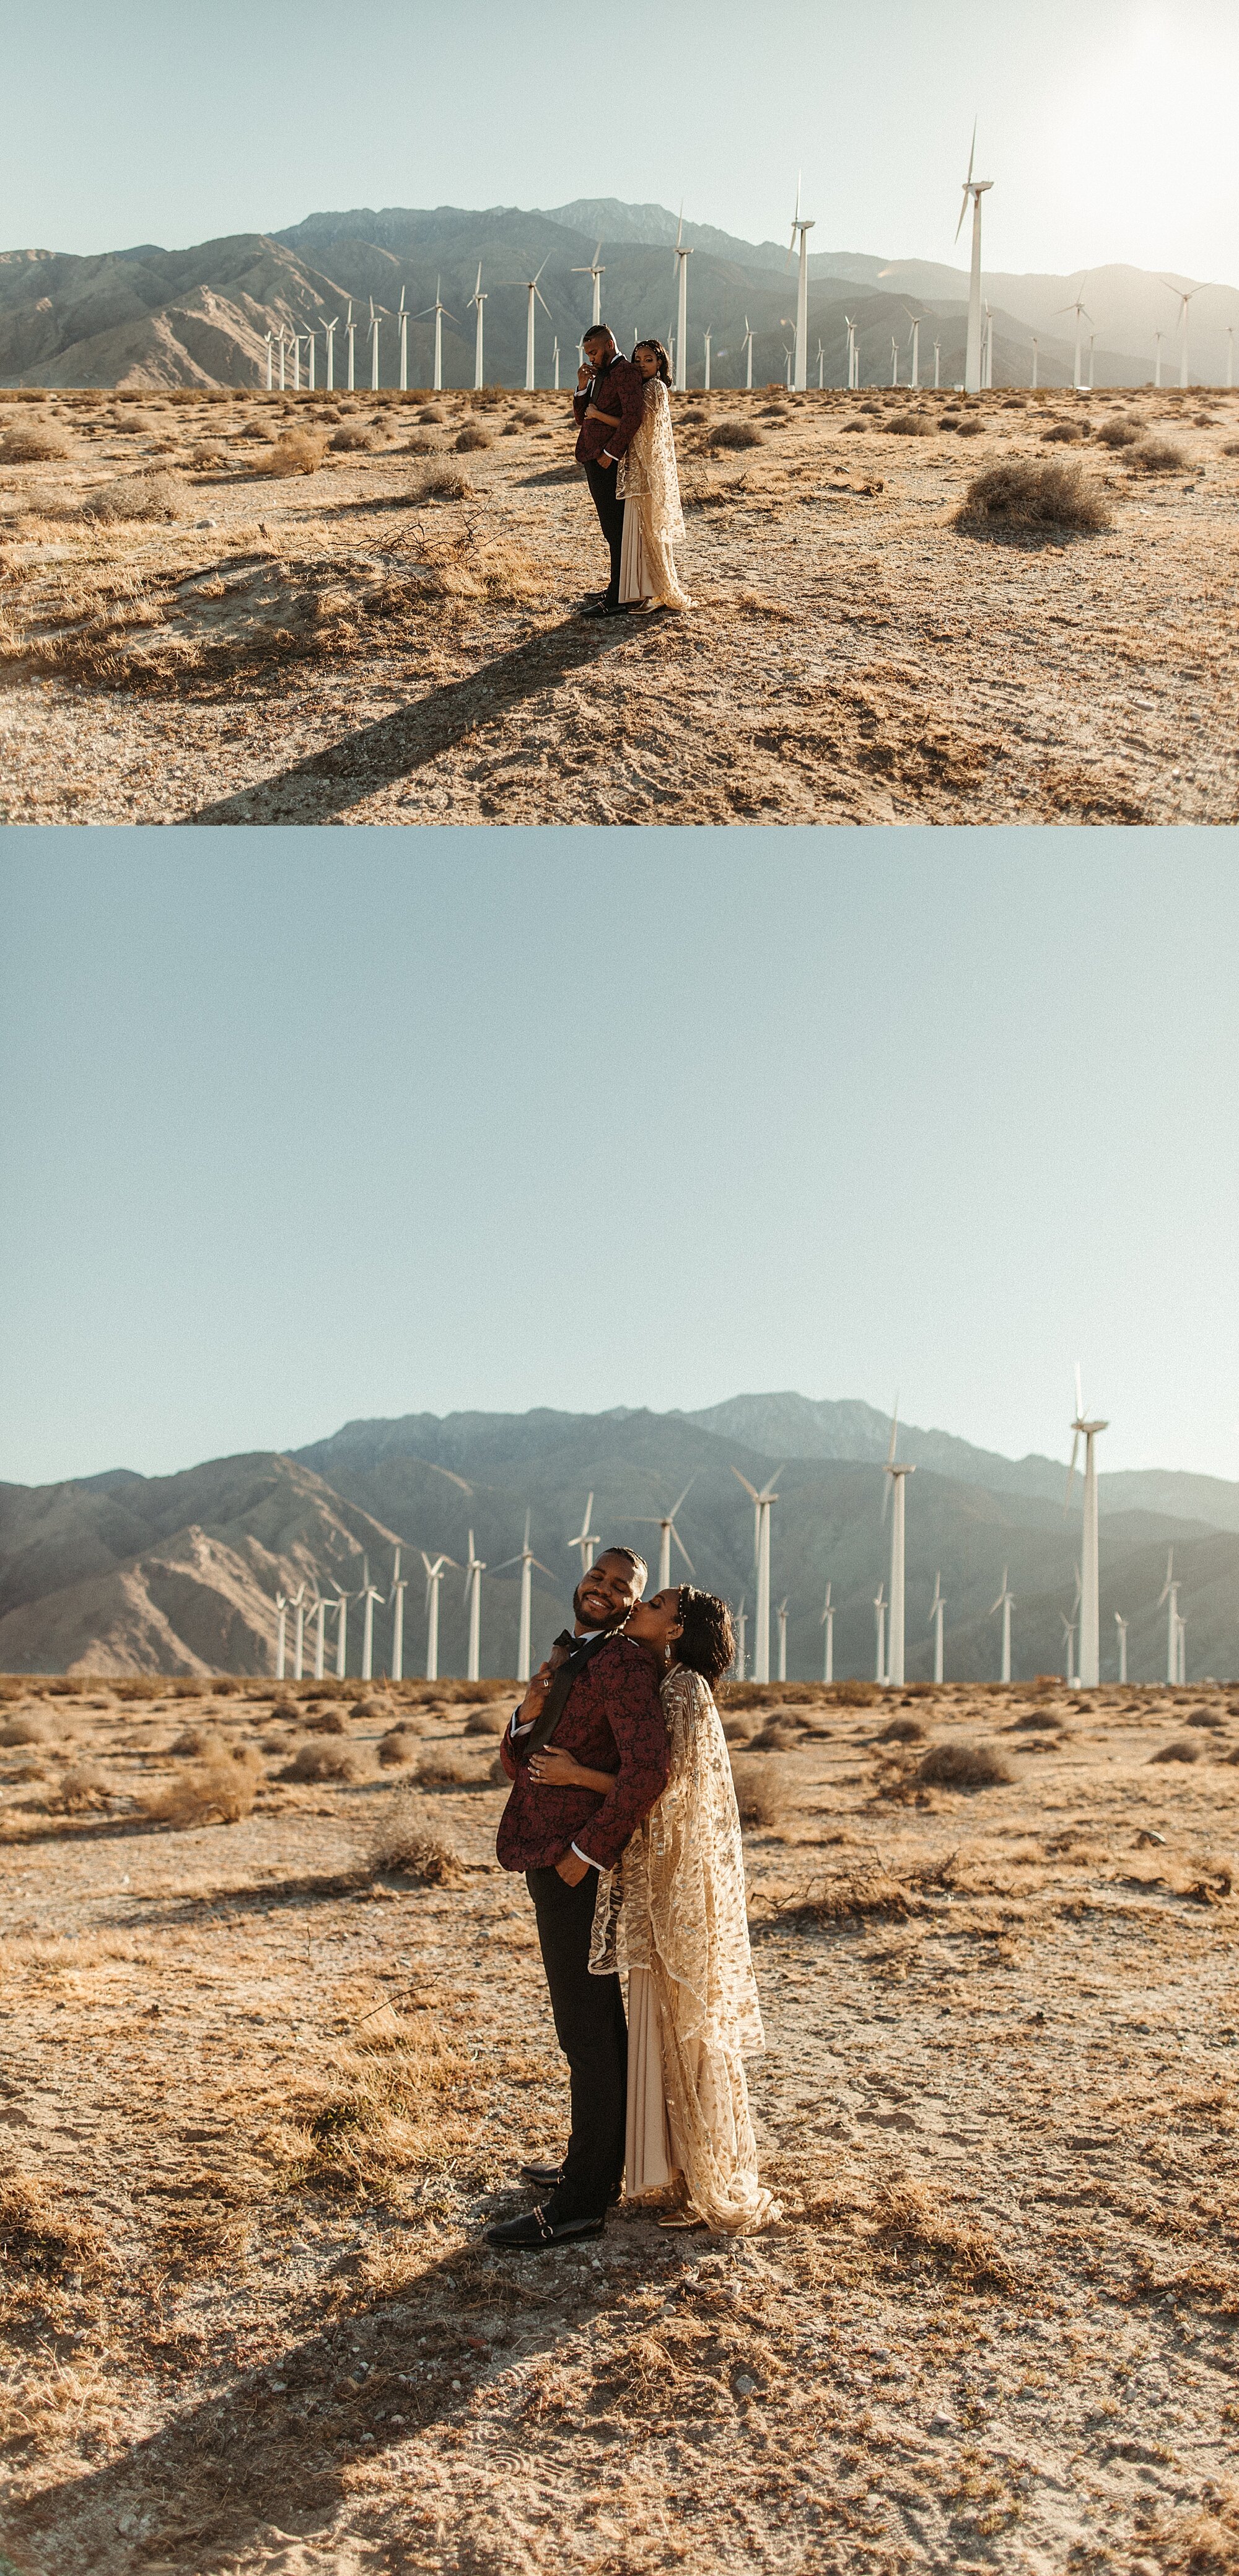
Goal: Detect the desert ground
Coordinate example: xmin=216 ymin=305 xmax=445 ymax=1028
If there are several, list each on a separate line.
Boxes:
xmin=0 ymin=1670 xmax=1235 ymax=2576
xmin=1 ymin=380 xmax=1237 ymax=825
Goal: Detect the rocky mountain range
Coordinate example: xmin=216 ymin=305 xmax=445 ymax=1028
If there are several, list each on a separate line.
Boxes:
xmin=2 ymin=1397 xmax=1236 ymax=1685
xmin=3 ymin=199 xmax=1235 ymax=392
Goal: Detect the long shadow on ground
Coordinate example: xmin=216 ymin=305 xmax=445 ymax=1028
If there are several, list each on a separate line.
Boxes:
xmin=183 ymin=617 xmax=633 ymax=825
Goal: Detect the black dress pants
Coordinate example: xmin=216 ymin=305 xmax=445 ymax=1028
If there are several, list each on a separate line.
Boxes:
xmin=584 ymin=456 xmax=625 ymax=606
xmin=526 ymin=1864 xmax=626 ymax=2224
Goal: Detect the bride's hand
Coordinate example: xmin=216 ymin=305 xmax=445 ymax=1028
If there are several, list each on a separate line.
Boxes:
xmin=585 ymin=404 xmax=622 ymax=422
xmin=528 ymin=1747 xmax=585 ymax=1787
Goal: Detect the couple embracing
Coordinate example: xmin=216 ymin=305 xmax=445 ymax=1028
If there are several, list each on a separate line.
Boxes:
xmin=485 ymin=1543 xmax=777 ymax=2252
xmin=572 ymin=326 xmax=693 ymax=618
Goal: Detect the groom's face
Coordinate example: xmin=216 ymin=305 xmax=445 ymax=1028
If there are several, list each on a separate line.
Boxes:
xmin=574 ymin=1551 xmax=644 ymax=1630
xmin=584 ymin=331 xmax=615 ymax=371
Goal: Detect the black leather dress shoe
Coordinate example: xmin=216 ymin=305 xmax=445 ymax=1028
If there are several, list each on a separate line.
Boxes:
xmin=579 ymin=599 xmax=633 ymax=619
xmin=484 ymin=2207 xmax=606 ymax=2251
xmin=519 ymin=2160 xmax=564 ymax=2188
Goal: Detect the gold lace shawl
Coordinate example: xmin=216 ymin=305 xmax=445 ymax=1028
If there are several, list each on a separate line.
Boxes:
xmin=590 ymin=1664 xmax=765 ymax=2058
xmin=616 ymin=379 xmax=686 ymax=544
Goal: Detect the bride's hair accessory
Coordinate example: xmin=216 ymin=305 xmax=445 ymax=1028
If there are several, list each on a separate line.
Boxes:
xmin=673 ymin=1589 xmax=737 ymax=1687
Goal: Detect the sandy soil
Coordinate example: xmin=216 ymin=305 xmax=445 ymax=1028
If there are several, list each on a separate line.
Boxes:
xmin=1 ymin=383 xmax=1237 ymax=826
xmin=0 ymin=1672 xmax=1235 ymax=2576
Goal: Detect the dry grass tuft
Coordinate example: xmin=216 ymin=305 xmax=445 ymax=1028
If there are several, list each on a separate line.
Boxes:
xmin=1149 ymin=1737 xmax=1202 ymax=1765
xmin=143 ymin=1743 xmax=262 ymax=1826
xmin=1129 ymin=436 xmax=1187 ymax=473
xmin=753 ymin=1716 xmax=801 ymax=1752
xmin=730 ymin=1752 xmax=792 ymax=1828
xmin=328 ymin=425 xmax=375 ymax=453
xmin=956 ymin=458 xmax=1113 ymax=532
xmin=303 ymin=1704 xmax=349 ymax=1734
xmin=0 ymin=1713 xmax=55 ymax=1746
xmin=418 ymin=404 xmax=447 ymax=424
xmin=887 ymin=411 xmax=931 ymax=435
xmin=377 ymin=1727 xmax=419 ymax=1767
xmin=1138 ymin=2487 xmax=1239 ymax=2575
xmin=721 ymin=1713 xmax=755 ymax=1744
xmin=779 ymin=1863 xmax=935 ymax=1927
xmin=956 ymin=417 xmax=984 ymax=437
xmin=416 ymin=1748 xmax=489 ymax=1790
xmin=366 ymin=1789 xmax=463 ymax=1884
xmin=916 ymin=1740 xmax=1014 ymax=1790
xmin=190 ymin=440 xmax=229 ymax=469
xmin=1042 ymin=419 xmax=1085 ymax=442
xmin=876 ymin=1714 xmax=927 ymax=1744
xmin=50 ymin=1762 xmax=112 ymax=1813
xmin=79 ymin=469 xmax=188 ymax=522
xmin=253 ymin=430 xmax=325 ymax=477
xmin=462 ymin=1705 xmax=507 ymax=1736
xmin=0 ymin=2171 xmax=106 ymax=2299
xmin=453 ymin=425 xmax=493 ymax=452
xmin=712 ymin=420 xmax=766 ymax=450
xmin=0 ymin=424 xmax=72 ymax=463
xmin=870 ymin=2178 xmax=1020 ymax=2293
xmin=409 ymin=463 xmax=473 ymax=503
xmin=1095 ymin=416 xmax=1139 ymax=447
xmin=279 ymin=1740 xmax=367 ymax=1784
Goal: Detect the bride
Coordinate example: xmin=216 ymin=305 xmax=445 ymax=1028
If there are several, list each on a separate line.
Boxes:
xmin=528 ymin=1585 xmax=776 ymax=2232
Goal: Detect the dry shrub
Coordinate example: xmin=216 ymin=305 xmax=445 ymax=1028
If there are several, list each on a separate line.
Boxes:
xmin=304 ymin=1705 xmax=348 ymax=1734
xmin=190 ymin=441 xmax=229 ymax=469
xmin=753 ymin=1716 xmax=800 ymax=1751
xmin=402 ymin=430 xmax=440 ymax=455
xmin=463 ymin=1705 xmax=507 ymax=1736
xmin=409 ymin=463 xmax=473 ymax=503
xmin=50 ymin=1763 xmax=112 ymax=1813
xmin=876 ymin=1714 xmax=927 ymax=1745
xmin=938 ymin=412 xmax=960 ymax=427
xmin=79 ymin=470 xmax=188 ymax=522
xmin=841 ymin=418 xmax=867 ymax=432
xmin=956 ymin=417 xmax=984 ymax=437
xmin=956 ymin=458 xmax=1111 ymax=531
xmin=328 ymin=425 xmax=375 ymax=452
xmin=1007 ymin=1709 xmax=1061 ymax=1732
xmin=169 ymin=1722 xmax=217 ymax=1755
xmin=409 ymin=526 xmax=544 ymax=605
xmin=1150 ymin=1737 xmax=1202 ymax=1765
xmin=721 ymin=1714 xmax=754 ymax=1745
xmin=144 ymin=1744 xmax=262 ymax=1826
xmin=1095 ymin=416 xmax=1138 ymax=446
xmin=280 ymin=1740 xmax=367 ymax=1783
xmin=0 ymin=424 xmax=72 ymax=462
xmin=887 ymin=410 xmax=930 ymax=435
xmin=454 ymin=426 xmax=493 ymax=452
xmin=730 ymin=1752 xmax=790 ymax=1828
xmin=1184 ymin=1708 xmax=1225 ymax=1730
xmin=1129 ymin=436 xmax=1186 ymax=472
xmin=514 ymin=408 xmax=541 ymax=426
xmin=366 ymin=1790 xmax=462 ymax=1884
xmin=779 ymin=1861 xmax=947 ymax=1927
xmin=916 ymin=1740 xmax=1013 ymax=1789
xmin=418 ymin=404 xmax=447 ymax=424
xmin=711 ymin=419 xmax=765 ymax=449
xmin=0 ymin=1714 xmax=54 ymax=1746
xmin=416 ymin=1749 xmax=489 ymax=1789
xmin=253 ymin=430 xmax=325 ymax=476
xmin=823 ymin=1677 xmax=882 ymax=1706
xmin=377 ymin=1727 xmax=419 ymax=1767
xmin=1042 ymin=417 xmax=1085 ymax=441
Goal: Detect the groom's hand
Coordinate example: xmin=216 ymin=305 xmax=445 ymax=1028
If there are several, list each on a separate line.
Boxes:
xmin=555 ymin=1850 xmax=590 ymax=1887
xmin=577 ymin=364 xmax=592 ymax=391
xmin=515 ymin=1663 xmax=554 ymax=1727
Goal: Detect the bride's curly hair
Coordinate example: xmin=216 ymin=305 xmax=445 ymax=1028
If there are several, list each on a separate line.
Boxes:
xmin=633 ymin=338 xmax=672 ymax=385
xmin=673 ymin=1587 xmax=736 ymax=1687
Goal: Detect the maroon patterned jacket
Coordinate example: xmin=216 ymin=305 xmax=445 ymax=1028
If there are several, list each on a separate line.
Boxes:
xmin=573 ymin=352 xmax=644 ymax=467
xmin=496 ymin=1634 xmax=668 ymax=1874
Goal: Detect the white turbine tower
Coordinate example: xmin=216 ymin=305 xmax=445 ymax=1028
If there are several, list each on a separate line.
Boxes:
xmin=368 ymin=298 xmax=382 ymax=390
xmin=1065 ymin=1364 xmax=1108 ymax=1688
xmin=928 ymin=1571 xmax=945 ymax=1685
xmin=820 ymin=1581 xmax=834 ymax=1684
xmin=672 ymin=207 xmax=693 ymax=393
xmin=396 ymin=286 xmax=408 ymax=392
xmin=882 ymin=1408 xmax=916 ymax=1688
xmin=776 ymin=1597 xmax=789 ymax=1684
xmin=1157 ymin=1550 xmax=1182 ymax=1686
xmin=360 ymin=1555 xmax=383 ymax=1682
xmin=990 ymin=1565 xmax=1014 ymax=1684
xmin=496 ymin=1511 xmax=556 ymax=1685
xmin=388 ymin=1547 xmax=408 ymax=1683
xmin=905 ymin=311 xmax=921 ymax=389
xmin=1114 ymin=1609 xmax=1129 ymax=1684
xmin=703 ymin=326 xmax=712 ymax=390
xmin=735 ymin=1595 xmax=748 ymax=1682
xmin=468 ymin=266 xmax=487 ymax=390
xmin=463 ymin=1530 xmax=486 ymax=1683
xmin=1162 ymin=279 xmax=1207 ymax=388
xmin=934 ymin=334 xmax=942 ymax=388
xmin=323 ymin=314 xmax=338 ymax=390
xmin=984 ymin=302 xmax=995 ymax=388
xmin=955 ymin=121 xmax=993 ymax=396
xmin=291 ymin=1582 xmax=307 ymax=1680
xmin=1176 ymin=1612 xmax=1186 ymax=1684
xmin=417 ymin=280 xmax=455 ymax=395
xmin=1058 ymin=282 xmax=1091 ymax=391
xmin=730 ymin=1465 xmax=782 ymax=1685
xmin=787 ymin=173 xmax=815 ymax=392
xmin=553 ymin=336 xmax=561 ymax=390
xmin=345 ymin=302 xmax=356 ymax=391
xmin=274 ymin=1589 xmax=288 ymax=1680
xmin=572 ymin=240 xmax=605 ymax=328
xmin=1153 ymin=330 xmax=1163 ymax=388
xmin=845 ymin=315 xmax=858 ymax=390
xmin=816 ymin=338 xmax=824 ymax=388
xmin=265 ymin=331 xmax=274 ymax=391
xmin=331 ymin=1586 xmax=349 ymax=1679
xmin=742 ymin=315 xmax=755 ymax=389
xmin=568 ymin=1495 xmax=600 ymax=1582
xmin=277 ymin=328 xmax=287 ymax=393
xmin=1227 ymin=325 xmax=1235 ymax=390
xmin=891 ymin=336 xmax=899 ymax=386
xmin=1030 ymin=333 xmax=1039 ymax=389
xmin=1087 ymin=330 xmax=1096 ymax=390
xmin=636 ymin=1480 xmax=696 ymax=1592
xmin=873 ymin=1584 xmax=888 ymax=1686
xmin=1060 ymin=1610 xmax=1078 ymax=1687
xmin=421 ymin=1550 xmax=458 ymax=1684
xmin=502 ymin=260 xmax=551 ymax=393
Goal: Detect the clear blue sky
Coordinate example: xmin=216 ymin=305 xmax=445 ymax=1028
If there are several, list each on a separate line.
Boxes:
xmin=3 ymin=1 xmax=1236 ymax=286
xmin=2 ymin=826 xmax=1237 ymax=1491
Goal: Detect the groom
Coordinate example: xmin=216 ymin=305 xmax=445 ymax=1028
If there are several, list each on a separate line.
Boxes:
xmin=572 ymin=325 xmax=644 ymax=618
xmin=486 ymin=1543 xmax=667 ymax=2250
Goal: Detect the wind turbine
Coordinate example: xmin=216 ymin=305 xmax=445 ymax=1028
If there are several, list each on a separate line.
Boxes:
xmin=291 ymin=1583 xmax=307 ymax=1680
xmin=742 ymin=315 xmax=755 ymax=389
xmin=496 ymin=1511 xmax=556 ymax=1684
xmin=904 ymin=310 xmax=921 ymax=389
xmin=306 ymin=326 xmax=317 ymax=392
xmin=345 ymin=302 xmax=356 ymax=392
xmin=730 ymin=1465 xmax=782 ymax=1684
xmin=873 ymin=1584 xmax=888 ymax=1686
xmin=468 ymin=265 xmax=487 ymax=390
xmin=882 ymin=1407 xmax=916 ymax=1688
xmin=568 ymin=1495 xmax=600 ymax=1581
xmin=421 ymin=1550 xmax=458 ymax=1684
xmin=396 ymin=286 xmax=408 ymax=393
xmin=787 ymin=173 xmax=815 ymax=391
xmin=934 ymin=335 xmax=942 ymax=389
xmin=277 ymin=329 xmax=287 ymax=393
xmin=1087 ymin=330 xmax=1097 ymax=391
xmin=928 ymin=1572 xmax=945 ymax=1685
xmin=1176 ymin=1613 xmax=1186 ymax=1684
xmin=1030 ymin=333 xmax=1039 ymax=389
xmin=359 ymin=1555 xmax=383 ymax=1683
xmin=1153 ymin=330 xmax=1163 ymax=388
xmin=776 ymin=1597 xmax=789 ymax=1684
xmin=264 ymin=330 xmax=274 ymax=391
xmin=1060 ymin=1610 xmax=1078 ymax=1688
xmin=1065 ymin=1364 xmax=1108 ymax=1687
xmin=844 ymin=315 xmax=858 ymax=390
xmin=312 ymin=1591 xmax=327 ymax=1680
xmin=367 ymin=298 xmax=383 ymax=391
xmin=820 ymin=1581 xmax=834 ymax=1684
xmin=703 ymin=325 xmax=712 ymax=390
xmin=784 ymin=342 xmax=794 ymax=391
xmin=572 ymin=239 xmax=605 ymax=328
xmin=274 ymin=1589 xmax=288 ymax=1680
xmin=891 ymin=336 xmax=899 ymax=387
xmin=417 ymin=279 xmax=455 ymax=395
xmin=1057 ymin=282 xmax=1091 ymax=391
xmin=816 ymin=337 xmax=825 ymax=388
xmin=672 ymin=206 xmax=693 ymax=393
xmin=323 ymin=314 xmax=338 ymax=390
xmin=388 ymin=1547 xmax=408 ymax=1683
xmin=1162 ymin=279 xmax=1207 ymax=388
xmin=955 ymin=120 xmax=993 ymax=395
xmin=502 ymin=260 xmax=551 ymax=393
xmin=552 ymin=336 xmax=561 ymax=390
xmin=331 ymin=1586 xmax=349 ymax=1679
xmin=291 ymin=330 xmax=300 ymax=394
xmin=1113 ymin=1609 xmax=1128 ymax=1685
xmin=1227 ymin=325 xmax=1235 ymax=390
xmin=735 ymin=1594 xmax=748 ymax=1682
xmin=1157 ymin=1550 xmax=1181 ymax=1686
xmin=983 ymin=302 xmax=994 ymax=388
xmin=463 ymin=1530 xmax=486 ymax=1683
xmin=990 ymin=1566 xmax=1014 ymax=1684
xmin=634 ymin=1480 xmax=696 ymax=1593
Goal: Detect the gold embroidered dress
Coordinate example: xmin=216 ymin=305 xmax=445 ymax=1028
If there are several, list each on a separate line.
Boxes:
xmin=590 ymin=1663 xmax=777 ymax=2231
xmin=616 ymin=377 xmax=693 ymax=609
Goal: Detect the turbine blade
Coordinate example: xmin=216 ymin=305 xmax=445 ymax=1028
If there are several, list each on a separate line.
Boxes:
xmin=966 ymin=117 xmax=976 ymax=186
xmin=671 ymin=1526 xmax=696 ymax=1578
xmin=730 ymin=1466 xmax=760 ymax=1501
